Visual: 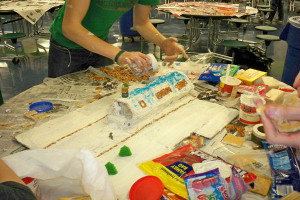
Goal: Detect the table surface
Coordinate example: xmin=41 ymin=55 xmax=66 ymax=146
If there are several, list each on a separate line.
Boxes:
xmin=0 ymin=0 xmax=64 ymax=24
xmin=157 ymin=2 xmax=258 ymax=18
xmin=1 ymin=62 xmax=293 ymax=199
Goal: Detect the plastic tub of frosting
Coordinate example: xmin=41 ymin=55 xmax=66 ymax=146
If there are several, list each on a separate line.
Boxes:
xmin=239 ymin=94 xmax=265 ymax=124
xmin=218 ymin=76 xmax=242 ymax=98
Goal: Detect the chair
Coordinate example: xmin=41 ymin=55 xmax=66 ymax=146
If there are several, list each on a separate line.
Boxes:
xmin=0 ymin=12 xmax=26 ymax=64
xmin=136 ymin=19 xmax=166 ymax=59
xmin=218 ymin=40 xmax=249 ymax=63
xmin=255 ymin=25 xmax=277 ymax=34
xmin=120 ymin=8 xmax=140 ymax=42
xmin=21 ymin=38 xmax=47 ymax=72
xmin=227 ymin=18 xmax=249 ymax=40
xmin=213 ymin=17 xmax=249 ymax=63
xmin=177 ymin=16 xmax=190 ymax=38
xmin=256 ymin=34 xmax=280 ymax=52
xmin=258 ymin=8 xmax=274 ymax=24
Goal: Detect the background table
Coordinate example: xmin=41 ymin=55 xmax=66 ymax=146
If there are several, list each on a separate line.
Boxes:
xmin=158 ymin=2 xmax=258 ymax=51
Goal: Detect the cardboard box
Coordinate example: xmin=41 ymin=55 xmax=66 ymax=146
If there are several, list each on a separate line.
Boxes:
xmin=234 ymin=69 xmax=266 ymax=85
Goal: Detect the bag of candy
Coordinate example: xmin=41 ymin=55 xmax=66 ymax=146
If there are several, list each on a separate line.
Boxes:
xmin=184 ymin=168 xmax=229 ymax=200
xmin=139 ymin=144 xmax=256 ymax=199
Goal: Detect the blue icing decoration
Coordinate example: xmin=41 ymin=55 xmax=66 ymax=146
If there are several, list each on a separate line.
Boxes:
xmin=127 ymin=72 xmax=189 ymax=108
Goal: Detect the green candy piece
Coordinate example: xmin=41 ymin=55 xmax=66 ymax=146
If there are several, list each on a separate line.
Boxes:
xmin=105 ymin=162 xmax=118 ymax=175
xmin=118 ymin=145 xmax=132 ymax=157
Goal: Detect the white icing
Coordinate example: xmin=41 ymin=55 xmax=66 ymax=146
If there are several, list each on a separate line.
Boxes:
xmin=109 ymin=71 xmax=194 ymax=124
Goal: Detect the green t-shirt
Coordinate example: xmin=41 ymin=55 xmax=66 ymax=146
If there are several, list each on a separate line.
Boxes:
xmin=0 ymin=181 xmax=36 ymax=200
xmin=50 ymin=0 xmax=160 ymax=49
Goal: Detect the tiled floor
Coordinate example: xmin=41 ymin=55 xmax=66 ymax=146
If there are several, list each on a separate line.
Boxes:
xmin=0 ymin=2 xmax=297 ymax=102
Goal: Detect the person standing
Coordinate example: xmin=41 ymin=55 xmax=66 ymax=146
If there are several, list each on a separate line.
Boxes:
xmin=266 ymin=0 xmax=284 ymax=24
xmin=48 ymin=0 xmax=188 ymax=78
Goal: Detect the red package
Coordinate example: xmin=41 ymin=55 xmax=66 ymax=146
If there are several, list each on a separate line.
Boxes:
xmin=152 ymin=144 xmax=257 ymax=185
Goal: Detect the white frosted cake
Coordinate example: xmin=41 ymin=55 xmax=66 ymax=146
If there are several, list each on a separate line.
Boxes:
xmin=110 ymin=71 xmax=194 ymax=124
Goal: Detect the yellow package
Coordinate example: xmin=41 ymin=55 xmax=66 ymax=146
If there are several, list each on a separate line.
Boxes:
xmin=234 ymin=69 xmax=266 ymax=85
xmin=139 ymin=161 xmax=188 ymax=199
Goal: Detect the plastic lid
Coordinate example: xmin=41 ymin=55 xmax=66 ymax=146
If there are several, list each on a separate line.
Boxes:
xmin=148 ymin=54 xmax=159 ymax=71
xmin=29 ymin=101 xmax=53 ymax=113
xmin=129 ymin=176 xmax=164 ymax=200
xmin=288 ymin=16 xmax=300 ymax=28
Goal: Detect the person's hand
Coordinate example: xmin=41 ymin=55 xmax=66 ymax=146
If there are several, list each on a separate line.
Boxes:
xmin=293 ymin=71 xmax=300 ymax=98
xmin=258 ymin=104 xmax=300 ymax=148
xmin=161 ymin=37 xmax=189 ymax=66
xmin=117 ymin=51 xmax=152 ymax=74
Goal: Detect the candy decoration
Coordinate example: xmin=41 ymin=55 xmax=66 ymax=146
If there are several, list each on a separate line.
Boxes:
xmin=105 ymin=162 xmax=118 ymax=175
xmin=119 ymin=145 xmax=132 ymax=157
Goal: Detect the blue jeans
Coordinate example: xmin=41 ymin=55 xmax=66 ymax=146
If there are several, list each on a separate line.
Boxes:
xmin=48 ymin=37 xmax=113 ymax=78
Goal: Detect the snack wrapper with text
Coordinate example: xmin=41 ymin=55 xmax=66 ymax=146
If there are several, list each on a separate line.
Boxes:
xmin=263 ymin=142 xmax=300 ymax=200
xmin=184 ymin=168 xmax=229 ymax=200
xmin=139 ymin=144 xmax=256 ymax=199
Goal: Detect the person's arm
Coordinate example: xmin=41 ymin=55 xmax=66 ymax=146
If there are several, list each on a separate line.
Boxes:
xmin=133 ymin=4 xmax=188 ymax=65
xmin=62 ymin=0 xmax=150 ymax=69
xmin=0 ymin=158 xmax=24 ymax=185
xmin=260 ymin=105 xmax=300 ymax=148
xmin=293 ymin=71 xmax=300 ymax=97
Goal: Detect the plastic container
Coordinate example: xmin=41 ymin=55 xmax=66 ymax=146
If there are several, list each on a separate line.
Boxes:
xmin=129 ymin=176 xmax=164 ymax=200
xmin=129 ymin=54 xmax=159 ymax=77
xmin=218 ymin=76 xmax=242 ymax=98
xmin=280 ymin=16 xmax=300 ymax=86
xmin=29 ymin=101 xmax=53 ymax=113
xmin=239 ymin=94 xmax=265 ymax=124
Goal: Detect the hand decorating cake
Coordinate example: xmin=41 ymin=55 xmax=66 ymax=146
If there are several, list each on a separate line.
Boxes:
xmin=110 ymin=71 xmax=194 ymax=123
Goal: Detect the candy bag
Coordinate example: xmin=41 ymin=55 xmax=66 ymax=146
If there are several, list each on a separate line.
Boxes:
xmin=184 ymin=168 xmax=229 ymax=200
xmin=139 ymin=144 xmax=256 ymax=199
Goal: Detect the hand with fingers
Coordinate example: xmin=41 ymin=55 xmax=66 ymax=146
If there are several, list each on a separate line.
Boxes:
xmin=115 ymin=51 xmax=152 ymax=75
xmin=256 ymin=102 xmax=300 ymax=148
xmin=293 ymin=71 xmax=300 ymax=98
xmin=161 ymin=37 xmax=189 ymax=66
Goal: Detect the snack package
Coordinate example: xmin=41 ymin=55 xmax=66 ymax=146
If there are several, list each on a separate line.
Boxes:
xmin=263 ymin=142 xmax=300 ymax=200
xmin=184 ymin=168 xmax=229 ymax=200
xmin=198 ymin=63 xmax=240 ymax=82
xmin=237 ymin=84 xmax=268 ymax=97
xmin=234 ymin=69 xmax=266 ymax=85
xmin=228 ymin=167 xmax=249 ymax=200
xmin=162 ymin=188 xmax=186 ymax=200
xmin=139 ymin=144 xmax=257 ymax=199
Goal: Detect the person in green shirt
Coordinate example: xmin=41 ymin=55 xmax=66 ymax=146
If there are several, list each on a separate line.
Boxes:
xmin=48 ymin=0 xmax=188 ymax=78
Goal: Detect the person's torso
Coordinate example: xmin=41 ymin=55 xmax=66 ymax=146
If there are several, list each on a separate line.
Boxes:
xmin=50 ymin=0 xmax=159 ymax=49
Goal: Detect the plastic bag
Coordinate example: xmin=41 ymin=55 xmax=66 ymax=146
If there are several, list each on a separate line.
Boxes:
xmin=263 ymin=143 xmax=300 ymax=200
xmin=139 ymin=144 xmax=257 ymax=199
xmin=3 ymin=149 xmax=116 ymax=200
xmin=184 ymin=168 xmax=229 ymax=200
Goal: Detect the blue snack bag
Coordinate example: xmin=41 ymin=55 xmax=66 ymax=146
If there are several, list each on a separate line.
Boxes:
xmin=184 ymin=168 xmax=229 ymax=200
xmin=263 ymin=142 xmax=300 ymax=200
xmin=198 ymin=63 xmax=240 ymax=82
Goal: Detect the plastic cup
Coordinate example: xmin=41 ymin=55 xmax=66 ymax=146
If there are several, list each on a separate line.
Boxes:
xmin=218 ymin=76 xmax=242 ymax=98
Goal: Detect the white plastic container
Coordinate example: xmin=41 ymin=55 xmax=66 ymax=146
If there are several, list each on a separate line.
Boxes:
xmin=239 ymin=94 xmax=265 ymax=124
xmin=129 ymin=54 xmax=159 ymax=77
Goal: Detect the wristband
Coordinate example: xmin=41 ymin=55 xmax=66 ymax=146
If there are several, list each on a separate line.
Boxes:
xmin=114 ymin=50 xmax=125 ymax=63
